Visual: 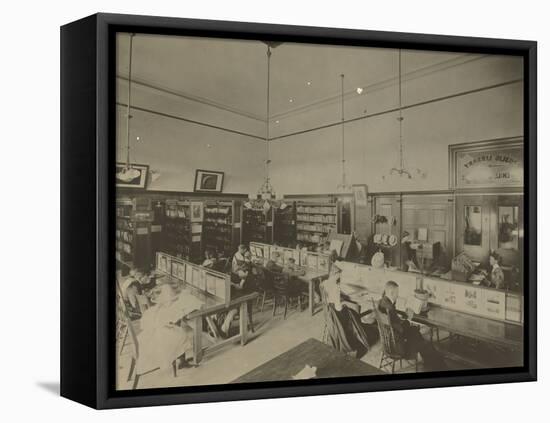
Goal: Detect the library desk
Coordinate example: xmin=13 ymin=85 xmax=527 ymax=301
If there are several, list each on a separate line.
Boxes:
xmin=231 ymin=338 xmax=383 ymax=384
xmin=412 ymin=306 xmax=523 ymax=350
xmin=296 ymin=269 xmax=329 ymax=316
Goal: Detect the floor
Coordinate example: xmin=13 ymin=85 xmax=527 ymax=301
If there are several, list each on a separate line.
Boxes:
xmin=116 ymin=297 xmax=512 ymax=390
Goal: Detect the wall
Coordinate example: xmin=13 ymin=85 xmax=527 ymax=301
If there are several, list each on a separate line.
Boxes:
xmin=116 ymin=81 xmax=266 ymax=194
xmin=268 ymin=55 xmax=523 ymax=194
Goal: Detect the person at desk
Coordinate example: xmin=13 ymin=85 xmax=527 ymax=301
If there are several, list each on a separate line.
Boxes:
xmin=265 ymin=259 xmax=283 ymax=273
xmin=232 ymin=244 xmax=251 ymax=283
xmin=321 ymin=262 xmax=377 ymax=358
xmin=137 ymin=284 xmax=195 ymax=371
xmin=202 ymin=249 xmax=217 ymax=269
xmin=283 ymin=257 xmax=306 ymax=278
xmin=378 ymin=281 xmax=446 ymax=371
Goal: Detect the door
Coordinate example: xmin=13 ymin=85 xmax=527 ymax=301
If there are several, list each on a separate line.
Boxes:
xmin=455 ymin=195 xmax=490 ymax=263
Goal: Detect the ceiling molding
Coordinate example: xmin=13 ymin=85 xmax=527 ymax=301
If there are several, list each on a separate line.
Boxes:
xmin=270 ymin=53 xmax=489 ymax=121
xmin=117 ymin=74 xmax=267 ymax=122
xmin=117 ymin=53 xmax=491 ymax=125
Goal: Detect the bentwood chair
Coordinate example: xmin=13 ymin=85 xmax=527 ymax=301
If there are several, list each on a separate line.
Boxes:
xmin=256 ymin=268 xmax=275 ymax=312
xmin=271 ymin=271 xmax=303 ymax=319
xmin=373 ymin=300 xmax=418 ymax=374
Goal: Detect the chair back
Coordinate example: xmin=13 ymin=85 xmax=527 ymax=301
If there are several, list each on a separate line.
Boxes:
xmin=372 ymin=299 xmax=401 ymax=357
xmin=319 ymin=280 xmax=331 ymax=318
xmin=215 ymin=257 xmax=231 ymax=274
xmin=116 ymin=279 xmax=139 ymax=359
xmin=272 ymin=271 xmax=290 ymax=296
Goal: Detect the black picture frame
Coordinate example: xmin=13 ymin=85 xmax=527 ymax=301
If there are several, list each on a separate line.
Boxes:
xmin=115 ymin=162 xmax=149 ymax=189
xmin=60 ymin=12 xmax=537 ymax=409
xmin=193 ymin=169 xmax=225 ymax=193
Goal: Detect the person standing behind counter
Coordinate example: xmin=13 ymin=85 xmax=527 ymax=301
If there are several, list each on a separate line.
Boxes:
xmin=487 ymin=251 xmax=505 ymax=290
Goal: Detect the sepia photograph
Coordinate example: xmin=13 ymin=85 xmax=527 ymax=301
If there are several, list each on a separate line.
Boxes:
xmin=113 ymin=31 xmax=526 ymax=391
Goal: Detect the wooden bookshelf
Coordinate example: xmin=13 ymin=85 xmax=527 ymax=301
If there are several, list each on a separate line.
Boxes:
xmin=273 ymin=202 xmax=297 ymax=247
xmin=202 ymin=200 xmax=242 ymax=259
xmin=241 ymin=207 xmax=273 ymax=245
xmin=115 ymin=198 xmax=154 ymax=270
xmin=162 ymin=200 xmax=203 ymax=262
xmin=296 ymin=201 xmax=338 ymax=247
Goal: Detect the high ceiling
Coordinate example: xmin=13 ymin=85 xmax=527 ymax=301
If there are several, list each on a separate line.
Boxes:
xmin=116 ymin=33 xmax=476 ymax=123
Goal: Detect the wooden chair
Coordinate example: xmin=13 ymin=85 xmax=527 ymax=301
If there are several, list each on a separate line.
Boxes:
xmin=373 ymin=300 xmax=418 ymax=374
xmin=256 ymin=268 xmax=275 ymax=312
xmin=271 ymin=271 xmax=302 ymax=319
xmin=319 ymin=282 xmax=331 ymax=343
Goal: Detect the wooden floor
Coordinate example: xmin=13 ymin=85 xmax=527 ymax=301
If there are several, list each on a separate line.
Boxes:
xmin=116 ymin=299 xmax=515 ymax=390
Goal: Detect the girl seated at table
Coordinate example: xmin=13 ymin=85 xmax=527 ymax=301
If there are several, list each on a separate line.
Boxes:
xmin=320 ymin=262 xmax=378 ymax=358
xmin=137 ymin=284 xmax=197 ymax=371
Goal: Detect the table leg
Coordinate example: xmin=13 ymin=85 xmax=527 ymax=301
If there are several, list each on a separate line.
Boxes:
xmin=309 ymin=280 xmax=314 ymax=316
xmin=239 ymin=302 xmax=248 ymax=346
xmin=192 ymin=316 xmax=203 ymax=365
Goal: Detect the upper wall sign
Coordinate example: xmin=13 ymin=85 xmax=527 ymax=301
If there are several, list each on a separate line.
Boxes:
xmin=449 ymin=137 xmax=524 ymax=190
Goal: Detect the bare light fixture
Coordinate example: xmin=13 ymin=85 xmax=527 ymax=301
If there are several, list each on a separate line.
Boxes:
xmin=257 ymin=42 xmax=281 ymax=201
xmin=117 ymin=33 xmax=141 ymax=183
xmin=336 ymin=74 xmax=352 ymax=193
xmin=383 ymin=49 xmax=426 ymax=181
xmin=356 ymin=87 xmax=364 ymax=94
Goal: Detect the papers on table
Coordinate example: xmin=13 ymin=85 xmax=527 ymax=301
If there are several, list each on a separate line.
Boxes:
xmin=292 ymin=365 xmax=317 ymax=380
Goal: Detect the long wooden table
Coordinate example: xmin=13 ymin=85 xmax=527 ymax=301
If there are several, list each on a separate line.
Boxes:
xmin=185 ymin=291 xmax=259 ymax=364
xmin=157 ymin=274 xmax=259 ymax=365
xmin=231 ymin=338 xmax=384 ymax=383
xmin=412 ymin=306 xmax=523 ymax=350
xmin=251 ymin=260 xmax=328 ymax=316
xmin=297 ymin=269 xmax=328 ymax=316
xmin=338 ymin=276 xmax=523 ymax=351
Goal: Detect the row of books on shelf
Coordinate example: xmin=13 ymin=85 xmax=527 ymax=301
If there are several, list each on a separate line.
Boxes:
xmin=296 ymin=223 xmax=335 ymax=233
xmin=296 ymin=205 xmax=336 ymax=214
xmin=297 ymin=232 xmax=327 ymax=244
xmin=297 ymin=213 xmax=336 ymax=223
xmin=116 ymin=219 xmax=134 ymax=231
xmin=204 ymin=217 xmax=232 ymax=225
xmin=204 ymin=206 xmax=231 ymax=216
xmin=115 ymin=229 xmax=133 ymax=243
xmin=116 ymin=240 xmax=132 ymax=254
xmin=164 ymin=220 xmax=191 ymax=232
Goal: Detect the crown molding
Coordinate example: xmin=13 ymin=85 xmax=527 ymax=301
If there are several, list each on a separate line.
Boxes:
xmin=117 ymin=52 xmax=492 ymax=125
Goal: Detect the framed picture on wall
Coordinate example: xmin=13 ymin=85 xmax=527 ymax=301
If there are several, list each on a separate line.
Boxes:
xmin=61 ymin=13 xmax=536 ymax=409
xmin=115 ymin=163 xmax=148 ymax=189
xmin=352 ymin=184 xmax=368 ymax=207
xmin=194 ymin=169 xmax=224 ymax=193
xmin=190 ymin=201 xmax=203 ymax=222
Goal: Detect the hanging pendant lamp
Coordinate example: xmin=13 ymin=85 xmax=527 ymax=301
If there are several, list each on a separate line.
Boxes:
xmin=257 ymin=42 xmax=279 ymax=201
xmin=336 ymin=73 xmax=352 ymax=193
xmin=383 ymin=49 xmax=426 ymax=181
xmin=117 ymin=33 xmax=141 ymax=183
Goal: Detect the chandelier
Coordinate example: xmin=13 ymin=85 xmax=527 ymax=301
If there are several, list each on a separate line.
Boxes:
xmin=336 ymin=73 xmax=352 ymax=193
xmin=383 ymin=49 xmax=426 ymax=181
xmin=117 ymin=33 xmax=141 ymax=183
xmin=257 ymin=43 xmax=280 ymax=201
